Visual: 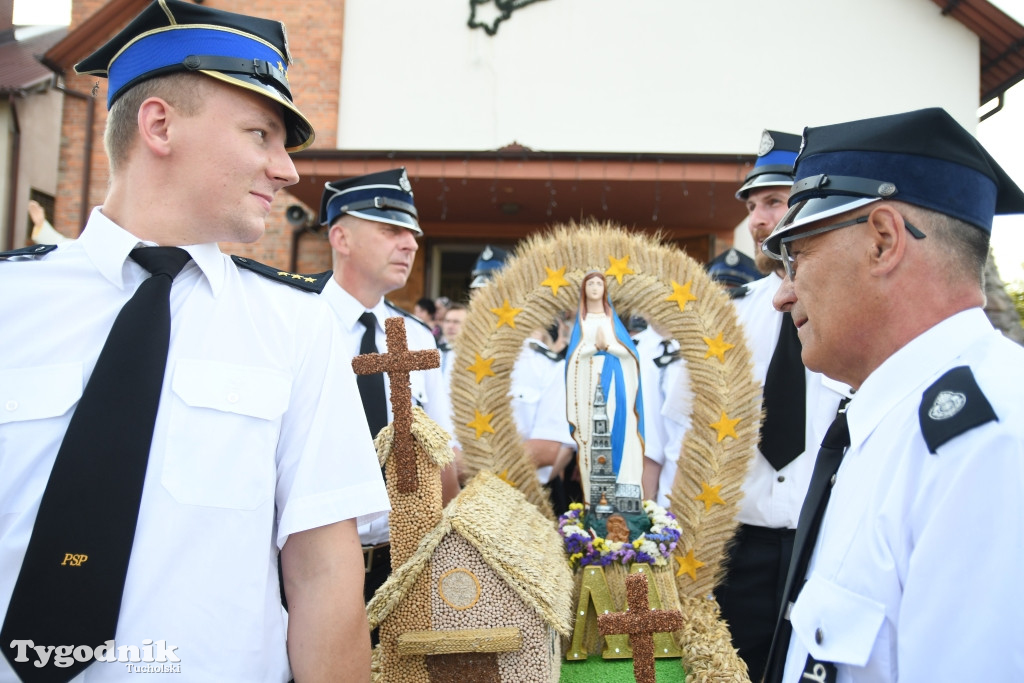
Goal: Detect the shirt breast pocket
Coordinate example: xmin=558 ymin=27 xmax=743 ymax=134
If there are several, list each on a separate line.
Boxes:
xmin=0 ymin=363 xmax=82 ymax=426
xmin=791 ymin=575 xmax=889 ymax=670
xmin=0 ymin=363 xmax=82 ymax=518
xmin=163 ymin=359 xmax=292 ymax=510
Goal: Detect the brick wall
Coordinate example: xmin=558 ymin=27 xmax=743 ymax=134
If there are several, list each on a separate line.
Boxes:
xmin=54 ymin=0 xmax=343 ymax=275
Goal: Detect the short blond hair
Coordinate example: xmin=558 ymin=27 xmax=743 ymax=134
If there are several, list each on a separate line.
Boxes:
xmin=104 ymin=72 xmax=207 ymax=172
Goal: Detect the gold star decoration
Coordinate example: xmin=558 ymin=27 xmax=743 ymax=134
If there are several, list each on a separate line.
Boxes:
xmin=694 ymin=482 xmax=725 ymax=511
xmin=702 ymin=332 xmax=735 ymax=363
xmin=497 ymin=469 xmax=518 ymax=487
xmin=541 ymin=266 xmax=571 ymax=297
xmin=277 ymin=271 xmax=289 ymax=277
xmin=675 ymin=549 xmax=705 ymax=581
xmin=605 ymin=255 xmax=635 ymax=284
xmin=666 ymin=280 xmax=698 ymax=312
xmin=303 ymin=276 xmax=316 ymax=283
xmin=289 ymin=273 xmax=303 ymax=280
xmin=466 ymin=353 xmax=496 ymax=383
xmin=489 ymin=300 xmax=523 ymax=329
xmin=467 ymin=410 xmax=496 ymax=439
xmin=709 ymin=411 xmax=740 ymax=442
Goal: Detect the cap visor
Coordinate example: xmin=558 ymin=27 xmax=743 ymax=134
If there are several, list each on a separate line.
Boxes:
xmin=736 ymin=173 xmax=793 ymax=199
xmin=763 ymin=195 xmax=878 ymax=258
xmin=346 ymin=208 xmax=422 ymax=235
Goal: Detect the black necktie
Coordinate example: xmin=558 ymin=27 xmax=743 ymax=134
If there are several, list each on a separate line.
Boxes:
xmin=763 ymin=404 xmax=851 ymax=683
xmin=357 ymin=311 xmax=388 ymax=437
xmin=1 ymin=247 xmax=192 ymax=683
xmin=761 ymin=311 xmax=806 ymax=470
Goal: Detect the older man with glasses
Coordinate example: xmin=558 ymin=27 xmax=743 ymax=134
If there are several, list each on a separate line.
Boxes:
xmin=761 ymin=107 xmax=1024 ymax=683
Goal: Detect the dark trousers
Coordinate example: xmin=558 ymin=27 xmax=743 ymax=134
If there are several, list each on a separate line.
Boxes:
xmin=715 ymin=524 xmax=795 ymax=683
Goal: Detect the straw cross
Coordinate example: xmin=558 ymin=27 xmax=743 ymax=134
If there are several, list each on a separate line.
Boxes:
xmin=597 ymin=572 xmax=684 ymax=683
xmin=351 ymin=316 xmax=439 ymax=493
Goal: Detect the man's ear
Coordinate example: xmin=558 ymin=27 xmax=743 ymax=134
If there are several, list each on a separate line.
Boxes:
xmin=137 ymin=97 xmax=173 ymax=157
xmin=327 ymin=222 xmax=349 ymax=256
xmin=867 ymin=204 xmax=908 ymax=276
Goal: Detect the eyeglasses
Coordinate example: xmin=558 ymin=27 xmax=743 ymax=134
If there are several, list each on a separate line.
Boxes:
xmin=779 ymin=214 xmax=926 ymax=281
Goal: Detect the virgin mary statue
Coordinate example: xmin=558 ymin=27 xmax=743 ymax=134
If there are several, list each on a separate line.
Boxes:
xmin=565 ymin=271 xmax=645 ymax=506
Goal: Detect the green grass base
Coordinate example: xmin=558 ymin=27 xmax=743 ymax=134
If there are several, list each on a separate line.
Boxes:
xmin=559 ymin=657 xmax=686 ymax=682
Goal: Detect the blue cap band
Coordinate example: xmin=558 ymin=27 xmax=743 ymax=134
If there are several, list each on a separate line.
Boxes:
xmin=796 ymin=150 xmax=999 ymax=232
xmin=107 ymin=27 xmax=286 ymax=108
xmin=755 ymin=148 xmax=798 ymax=169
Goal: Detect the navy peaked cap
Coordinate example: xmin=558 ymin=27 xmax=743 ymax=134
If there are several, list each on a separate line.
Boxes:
xmin=469 ymin=245 xmax=509 ymax=289
xmin=319 ymin=168 xmax=421 ymax=235
xmin=75 ymin=0 xmax=313 ymax=151
xmin=764 ymin=108 xmax=1024 ymax=257
xmin=736 ymin=130 xmax=801 ymax=199
xmin=706 ymin=248 xmax=762 ymax=288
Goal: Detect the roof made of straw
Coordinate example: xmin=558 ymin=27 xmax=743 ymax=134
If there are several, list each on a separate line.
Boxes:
xmin=367 ymin=470 xmax=574 ymax=636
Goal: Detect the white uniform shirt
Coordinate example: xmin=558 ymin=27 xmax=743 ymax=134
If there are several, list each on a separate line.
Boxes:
xmin=320 ymin=279 xmax=451 ymax=545
xmin=782 ymin=308 xmax=1024 ymax=682
xmin=654 ymin=349 xmax=693 ymax=510
xmin=733 ymin=272 xmax=850 ymax=528
xmin=633 ymin=327 xmax=667 ymax=481
xmin=0 ymin=209 xmax=389 ymax=682
xmin=509 ymin=339 xmax=573 ymax=484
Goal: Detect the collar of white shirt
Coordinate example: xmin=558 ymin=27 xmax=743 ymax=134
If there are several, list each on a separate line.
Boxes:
xmin=79 ymin=207 xmax=226 ymax=295
xmin=321 ymin=278 xmax=391 ymax=334
xmin=847 ymin=307 xmax=993 ymax=449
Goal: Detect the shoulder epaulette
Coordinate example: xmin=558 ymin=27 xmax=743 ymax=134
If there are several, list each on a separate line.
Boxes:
xmin=231 ymin=255 xmax=332 ymax=293
xmin=0 ymin=244 xmax=58 ymax=261
xmin=384 ymin=300 xmax=434 ymax=334
xmin=919 ymin=365 xmax=997 ymax=454
xmin=654 ymin=349 xmax=681 ymax=368
xmin=728 ymin=284 xmax=750 ymax=300
xmin=653 ymin=339 xmax=681 ymax=368
xmin=527 ymin=340 xmax=561 ymax=362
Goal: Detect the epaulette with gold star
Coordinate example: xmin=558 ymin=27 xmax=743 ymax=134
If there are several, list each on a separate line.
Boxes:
xmin=384 ymin=300 xmax=435 ymax=335
xmin=0 ymin=244 xmax=59 ymax=261
xmin=919 ymin=366 xmax=997 ymax=454
xmin=230 ymin=255 xmax=332 ymax=293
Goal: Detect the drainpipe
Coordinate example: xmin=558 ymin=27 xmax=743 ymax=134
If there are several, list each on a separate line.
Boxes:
xmin=5 ymin=93 xmax=20 ymax=250
xmin=54 ymin=82 xmax=95 ymax=234
xmin=289 ymin=225 xmax=306 ymax=273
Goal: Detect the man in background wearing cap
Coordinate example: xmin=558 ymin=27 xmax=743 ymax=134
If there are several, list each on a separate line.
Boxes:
xmin=319 ymin=168 xmax=460 ymax=610
xmin=706 ymin=247 xmax=761 ymax=290
xmin=468 ymin=244 xmax=578 ymax=511
xmin=0 ymin=1 xmax=388 ymax=681
xmin=762 ymin=108 xmax=1024 ymax=682
xmin=718 ymin=130 xmax=850 ymax=681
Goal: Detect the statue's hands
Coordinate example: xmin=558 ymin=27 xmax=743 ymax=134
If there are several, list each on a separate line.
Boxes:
xmin=595 ymin=327 xmax=608 ymax=351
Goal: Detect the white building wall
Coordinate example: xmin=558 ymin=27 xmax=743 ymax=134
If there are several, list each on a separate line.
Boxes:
xmin=337 ymin=0 xmax=980 ymax=153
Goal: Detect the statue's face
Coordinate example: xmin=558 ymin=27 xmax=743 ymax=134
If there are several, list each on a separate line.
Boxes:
xmin=585 ymin=275 xmax=605 ymax=302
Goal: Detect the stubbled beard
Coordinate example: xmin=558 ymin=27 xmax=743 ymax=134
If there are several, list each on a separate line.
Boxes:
xmin=755 ymin=249 xmax=779 ymax=275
